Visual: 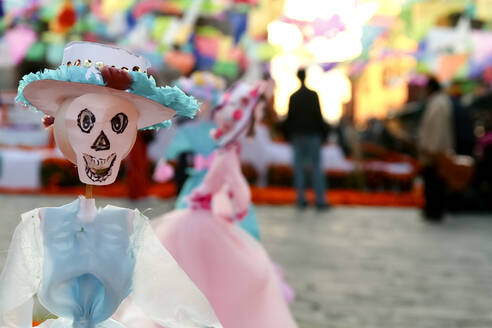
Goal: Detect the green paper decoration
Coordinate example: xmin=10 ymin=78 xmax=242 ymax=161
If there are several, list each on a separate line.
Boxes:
xmin=152 ymin=16 xmax=172 ymax=42
xmin=213 ymin=61 xmax=238 ymax=78
xmin=25 ymin=42 xmax=46 ymax=61
xmin=196 ymin=26 xmax=222 ymax=37
xmin=455 ymin=61 xmax=469 ymax=80
xmin=257 ymin=43 xmax=280 ymax=61
xmin=416 ymin=61 xmax=429 ymax=74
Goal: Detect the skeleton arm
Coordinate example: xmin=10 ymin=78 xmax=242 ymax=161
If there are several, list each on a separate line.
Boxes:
xmin=208 ymin=146 xmax=250 ymax=221
xmin=196 ymin=148 xmax=230 ymax=194
xmin=188 ymin=148 xmax=229 ymax=209
xmin=224 ymin=154 xmax=251 ymax=221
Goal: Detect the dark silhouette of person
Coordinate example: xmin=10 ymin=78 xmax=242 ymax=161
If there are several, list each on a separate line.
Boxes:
xmin=285 ymin=69 xmax=329 ymax=209
xmin=417 ymin=77 xmax=454 ymax=221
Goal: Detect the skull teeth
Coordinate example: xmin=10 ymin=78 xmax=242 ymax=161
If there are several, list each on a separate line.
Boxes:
xmin=82 ymin=153 xmax=117 ymax=182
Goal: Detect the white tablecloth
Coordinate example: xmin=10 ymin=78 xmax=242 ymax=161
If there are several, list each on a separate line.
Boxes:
xmin=0 ymin=127 xmax=49 ymax=147
xmin=0 ymin=148 xmax=63 ymax=190
xmin=239 ymin=125 xmax=413 ymax=183
xmin=0 ymin=149 xmax=43 ymax=189
xmin=239 ymin=125 xmax=354 ymax=185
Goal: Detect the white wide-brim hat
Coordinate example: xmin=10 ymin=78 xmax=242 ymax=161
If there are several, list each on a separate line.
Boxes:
xmin=17 ymin=41 xmax=199 ymax=129
xmin=212 ymin=82 xmax=266 ymax=147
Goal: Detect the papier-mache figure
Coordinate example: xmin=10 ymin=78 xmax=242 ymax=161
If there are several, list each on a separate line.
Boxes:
xmin=152 ymin=83 xmax=298 ymax=328
xmin=0 ymin=42 xmax=222 ymax=328
xmin=154 ymin=72 xmax=261 ymax=240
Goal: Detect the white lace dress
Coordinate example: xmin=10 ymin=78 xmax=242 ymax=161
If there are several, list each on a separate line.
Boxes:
xmin=0 ymin=196 xmax=222 ymax=328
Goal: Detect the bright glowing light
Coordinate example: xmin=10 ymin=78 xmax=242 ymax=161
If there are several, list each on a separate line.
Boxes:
xmin=363 ymin=0 xmax=402 ymax=16
xmin=306 ymin=31 xmax=363 ymax=63
xmin=268 ymin=0 xmax=381 ymax=123
xmin=354 ymin=56 xmax=416 ymax=124
xmin=306 ymin=66 xmax=352 ymax=123
xmin=270 ymin=54 xmax=301 ymax=116
xmin=283 ymin=0 xmax=359 ymax=21
xmin=270 ymin=0 xmax=379 ymax=62
xmin=267 ymin=21 xmax=303 ymax=52
xmin=348 ymin=2 xmax=380 ymax=27
xmin=271 ymin=55 xmax=352 ymax=123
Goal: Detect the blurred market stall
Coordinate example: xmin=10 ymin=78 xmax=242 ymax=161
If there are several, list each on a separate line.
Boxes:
xmin=1 ymin=0 xmax=492 ymax=208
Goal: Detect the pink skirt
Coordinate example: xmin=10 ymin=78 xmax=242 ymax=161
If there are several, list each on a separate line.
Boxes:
xmin=152 ymin=209 xmax=298 ymax=328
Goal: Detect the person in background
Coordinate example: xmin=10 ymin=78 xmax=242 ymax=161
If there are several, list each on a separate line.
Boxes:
xmin=446 ymin=80 xmax=476 ymax=212
xmin=417 ymin=77 xmax=454 ymax=221
xmin=448 ymin=80 xmax=475 ymax=157
xmin=285 ymin=68 xmax=329 ymax=210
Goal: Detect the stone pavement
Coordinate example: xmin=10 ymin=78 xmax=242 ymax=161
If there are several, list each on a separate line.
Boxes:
xmin=1 ymin=194 xmax=492 ymax=328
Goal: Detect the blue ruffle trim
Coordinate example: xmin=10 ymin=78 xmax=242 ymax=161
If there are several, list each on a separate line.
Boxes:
xmin=129 ymin=71 xmax=199 ymax=130
xmin=16 ymin=65 xmax=199 ymax=130
xmin=16 ymin=65 xmax=104 ymax=108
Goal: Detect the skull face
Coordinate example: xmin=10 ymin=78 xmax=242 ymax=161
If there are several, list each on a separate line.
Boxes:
xmin=56 ymin=93 xmax=138 ymax=185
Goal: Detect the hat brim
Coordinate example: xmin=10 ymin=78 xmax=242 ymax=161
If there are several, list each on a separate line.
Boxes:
xmin=23 ymin=80 xmax=176 ymax=129
xmin=215 ymin=83 xmax=265 ymax=147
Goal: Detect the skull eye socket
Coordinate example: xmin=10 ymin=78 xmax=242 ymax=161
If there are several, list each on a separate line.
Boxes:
xmin=111 ymin=113 xmax=128 ymax=134
xmin=77 ymin=109 xmax=95 ymax=133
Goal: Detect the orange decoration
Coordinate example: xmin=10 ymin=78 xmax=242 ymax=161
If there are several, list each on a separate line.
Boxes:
xmin=50 ymin=2 xmax=77 ymax=33
xmin=58 ymin=2 xmax=77 ymax=28
xmin=165 ymin=51 xmax=195 ymax=75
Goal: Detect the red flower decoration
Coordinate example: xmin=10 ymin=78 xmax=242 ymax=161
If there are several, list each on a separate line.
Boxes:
xmin=58 ymin=2 xmax=77 ymax=29
xmin=236 ymin=209 xmax=248 ymax=220
xmin=232 ymin=109 xmax=243 ymax=121
xmin=101 ymin=67 xmax=133 ymax=91
xmin=240 ymin=97 xmax=249 ymax=106
xmin=213 ymin=129 xmax=224 ymax=139
xmin=249 ymin=88 xmax=258 ymax=98
xmin=226 ymin=209 xmax=248 ymax=223
xmin=42 ymin=115 xmax=55 ymax=128
xmin=189 ymin=192 xmax=212 ymax=210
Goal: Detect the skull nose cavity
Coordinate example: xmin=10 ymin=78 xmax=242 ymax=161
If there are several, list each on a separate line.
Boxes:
xmin=91 ymin=131 xmax=110 ymax=151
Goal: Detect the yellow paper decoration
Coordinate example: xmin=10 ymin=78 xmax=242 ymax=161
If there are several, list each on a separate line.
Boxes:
xmin=217 ymin=37 xmax=233 ymax=60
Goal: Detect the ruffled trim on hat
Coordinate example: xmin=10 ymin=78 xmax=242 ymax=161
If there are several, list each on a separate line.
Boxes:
xmin=16 ymin=65 xmax=199 ymax=130
xmin=16 ymin=65 xmax=104 ymax=109
xmin=129 ymin=71 xmax=199 ymax=130
xmin=140 ymin=120 xmax=172 ymax=130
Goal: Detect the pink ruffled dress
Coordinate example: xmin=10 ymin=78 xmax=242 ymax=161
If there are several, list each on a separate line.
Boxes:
xmin=152 ymin=143 xmax=298 ymax=328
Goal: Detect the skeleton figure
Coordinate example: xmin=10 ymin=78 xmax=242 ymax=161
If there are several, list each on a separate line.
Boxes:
xmin=154 ymin=75 xmax=262 ymax=240
xmin=149 ymin=83 xmax=299 ymax=328
xmin=0 ymin=42 xmax=222 ymax=328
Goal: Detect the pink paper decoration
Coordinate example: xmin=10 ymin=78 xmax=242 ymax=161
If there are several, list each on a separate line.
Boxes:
xmin=153 ymin=161 xmax=175 ymax=183
xmin=438 ymin=54 xmax=467 ymax=83
xmin=311 ymin=15 xmax=345 ymax=38
xmin=194 ymin=154 xmax=215 ymax=171
xmin=232 ymin=0 xmax=259 ymax=5
xmin=195 ymin=36 xmax=220 ymax=57
xmin=5 ymin=25 xmax=37 ymax=64
xmin=165 ymin=51 xmax=195 ymax=74
xmin=133 ymin=0 xmax=181 ymax=18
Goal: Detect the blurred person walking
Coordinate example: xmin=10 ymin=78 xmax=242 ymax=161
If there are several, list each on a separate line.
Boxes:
xmin=285 ymin=69 xmax=329 ymax=210
xmin=418 ymin=77 xmax=454 ymax=221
